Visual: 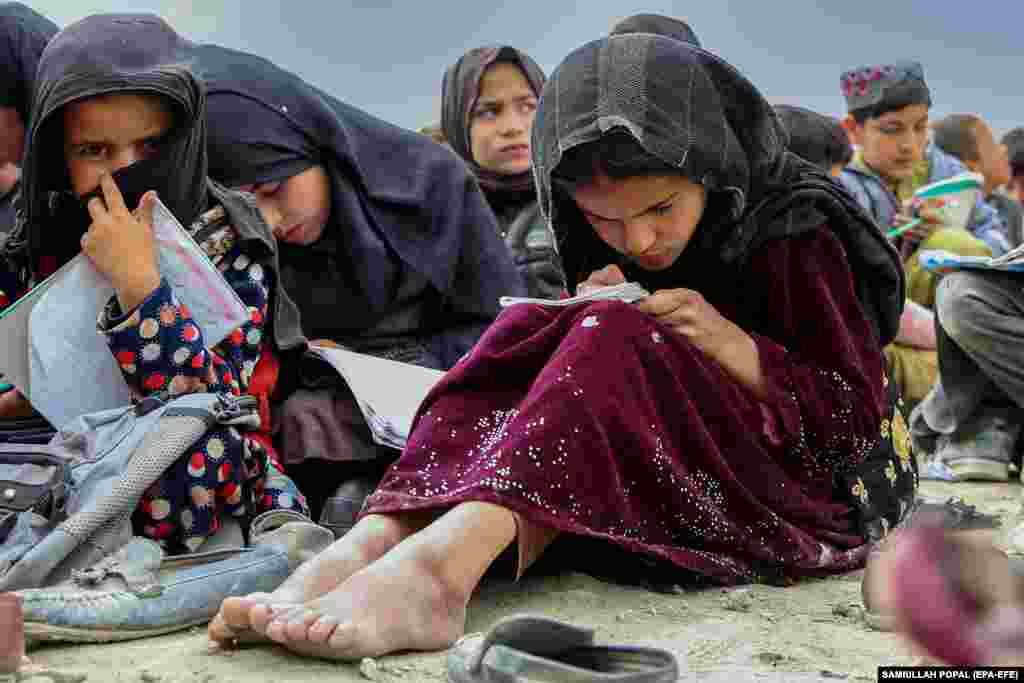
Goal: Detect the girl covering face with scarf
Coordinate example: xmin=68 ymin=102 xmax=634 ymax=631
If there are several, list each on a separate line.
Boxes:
xmin=210 ymin=33 xmax=911 ymax=662
xmin=0 ymin=13 xmax=309 ymax=552
xmin=441 ymin=46 xmax=566 ymax=299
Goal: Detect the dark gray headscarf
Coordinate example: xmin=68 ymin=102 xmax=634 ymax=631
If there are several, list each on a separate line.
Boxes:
xmin=0 ymin=2 xmax=58 ymax=124
xmin=609 ymin=13 xmax=701 ymax=47
xmin=9 ymin=13 xmax=206 ymax=280
xmin=2 ymin=14 xmax=306 ymax=355
xmin=194 ymin=44 xmax=524 ymax=363
xmin=532 ymin=35 xmax=904 ymax=344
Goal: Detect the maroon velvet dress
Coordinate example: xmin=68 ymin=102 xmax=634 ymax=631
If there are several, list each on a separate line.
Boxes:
xmin=363 ymin=227 xmax=887 ymax=584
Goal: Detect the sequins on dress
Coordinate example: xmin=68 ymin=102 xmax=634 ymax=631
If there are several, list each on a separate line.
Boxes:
xmin=98 ymin=206 xmax=308 ymax=553
xmin=365 ymin=228 xmax=902 ymax=584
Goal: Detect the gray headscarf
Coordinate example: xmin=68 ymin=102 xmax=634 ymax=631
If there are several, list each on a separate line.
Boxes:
xmin=531 ymin=34 xmax=904 ymax=344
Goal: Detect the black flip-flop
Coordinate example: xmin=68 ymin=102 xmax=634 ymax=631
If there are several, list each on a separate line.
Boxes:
xmin=447 ymin=614 xmax=678 ymax=683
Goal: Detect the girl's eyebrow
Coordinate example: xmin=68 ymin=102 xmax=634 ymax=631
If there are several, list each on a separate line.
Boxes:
xmin=581 ymin=192 xmax=679 ymax=222
xmin=474 ymin=93 xmax=537 ymax=109
xmin=68 ymin=124 xmax=167 ymax=146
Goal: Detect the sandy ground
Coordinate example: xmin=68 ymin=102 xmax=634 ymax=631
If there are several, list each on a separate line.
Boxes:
xmin=18 ymin=478 xmax=1024 ymax=683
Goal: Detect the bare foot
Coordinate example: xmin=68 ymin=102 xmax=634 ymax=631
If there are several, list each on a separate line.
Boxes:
xmin=209 ymin=513 xmax=420 ymax=647
xmin=887 ymin=523 xmax=1024 ymax=666
xmin=260 ymin=549 xmax=468 ymax=660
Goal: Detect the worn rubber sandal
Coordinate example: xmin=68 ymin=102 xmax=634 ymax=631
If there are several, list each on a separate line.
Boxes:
xmin=447 ymin=613 xmax=678 ymax=682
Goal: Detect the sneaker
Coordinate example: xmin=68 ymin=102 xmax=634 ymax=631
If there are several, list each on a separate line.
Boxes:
xmin=933 ymin=412 xmax=1020 ymax=482
xmin=908 ymin=402 xmax=941 ymax=460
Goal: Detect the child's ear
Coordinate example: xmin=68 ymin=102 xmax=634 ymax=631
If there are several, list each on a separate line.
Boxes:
xmin=841 ymin=115 xmax=863 ymax=147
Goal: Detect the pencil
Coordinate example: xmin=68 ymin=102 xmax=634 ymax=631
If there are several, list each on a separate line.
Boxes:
xmin=886 ymin=217 xmax=922 ymax=239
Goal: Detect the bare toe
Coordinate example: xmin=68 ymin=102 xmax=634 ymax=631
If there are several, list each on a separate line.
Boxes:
xmin=307 ymin=616 xmax=340 ymax=644
xmin=283 ymin=610 xmax=322 ymax=642
xmin=208 ymin=612 xmax=238 ymax=643
xmin=250 ymin=603 xmax=282 ymax=636
xmin=223 ymin=593 xmax=270 ymax=631
xmin=323 ymin=622 xmax=360 ymax=657
xmin=277 ymin=624 xmax=357 ymax=660
xmin=264 ymin=604 xmax=308 ymax=643
xmin=209 ymin=593 xmax=281 ymax=645
xmin=265 ymin=618 xmax=291 ymax=644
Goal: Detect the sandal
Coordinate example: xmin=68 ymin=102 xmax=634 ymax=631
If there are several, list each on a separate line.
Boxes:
xmin=319 ymin=475 xmax=378 ymax=539
xmin=447 ymin=614 xmax=678 ymax=683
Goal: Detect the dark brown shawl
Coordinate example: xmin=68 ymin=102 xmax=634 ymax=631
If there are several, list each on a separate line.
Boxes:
xmin=441 ymin=46 xmax=545 ymax=194
xmin=531 ymin=34 xmax=904 ymax=345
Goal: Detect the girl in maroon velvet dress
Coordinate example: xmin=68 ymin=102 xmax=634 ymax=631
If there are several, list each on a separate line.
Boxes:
xmin=210 ymin=31 xmax=910 ymax=661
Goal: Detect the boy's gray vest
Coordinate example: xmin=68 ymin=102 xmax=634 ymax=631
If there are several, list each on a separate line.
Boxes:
xmin=0 ymin=391 xmax=258 ymax=590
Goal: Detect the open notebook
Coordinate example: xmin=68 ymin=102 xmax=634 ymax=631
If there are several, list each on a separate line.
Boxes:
xmin=306 ymin=344 xmax=445 ymax=450
xmin=302 ymin=284 xmax=652 ymax=450
xmin=499 ymin=281 xmax=650 ymax=308
xmin=0 ymin=197 xmax=248 ymax=428
xmin=919 ymin=241 xmax=1024 ymax=275
xmin=887 ymin=172 xmax=985 ymax=239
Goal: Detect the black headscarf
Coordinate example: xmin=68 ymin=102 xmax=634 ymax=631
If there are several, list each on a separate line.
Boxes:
xmin=609 ymin=13 xmax=701 ymax=47
xmin=195 ymin=44 xmax=525 ymax=357
xmin=532 ymin=35 xmax=904 ymax=344
xmin=441 ymin=46 xmax=545 ymax=195
xmin=774 ymin=104 xmax=852 ymax=170
xmin=0 ymin=2 xmax=58 ymax=124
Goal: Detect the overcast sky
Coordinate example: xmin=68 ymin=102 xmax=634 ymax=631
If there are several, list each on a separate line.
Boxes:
xmin=26 ymin=1 xmax=1024 ymax=136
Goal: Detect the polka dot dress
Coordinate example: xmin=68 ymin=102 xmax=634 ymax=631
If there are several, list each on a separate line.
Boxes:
xmin=98 ymin=207 xmax=308 ymax=554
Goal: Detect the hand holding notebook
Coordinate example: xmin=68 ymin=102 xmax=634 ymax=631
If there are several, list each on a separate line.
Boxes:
xmin=0 ymin=196 xmax=248 ymax=428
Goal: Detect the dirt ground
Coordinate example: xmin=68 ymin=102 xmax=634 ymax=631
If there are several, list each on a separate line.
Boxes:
xmin=18 ymin=478 xmax=1023 ymax=683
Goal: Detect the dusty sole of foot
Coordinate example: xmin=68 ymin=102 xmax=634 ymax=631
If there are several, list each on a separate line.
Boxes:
xmin=268 ymin=620 xmax=462 ymax=662
xmin=26 ymin=618 xmax=211 ymax=644
xmin=260 ymin=558 xmax=468 ymax=661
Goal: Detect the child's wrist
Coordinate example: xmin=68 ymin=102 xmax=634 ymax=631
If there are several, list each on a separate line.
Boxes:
xmin=113 ymin=269 xmax=161 ymax=312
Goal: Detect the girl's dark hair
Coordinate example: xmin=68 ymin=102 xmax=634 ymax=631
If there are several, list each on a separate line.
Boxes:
xmin=774 ymin=104 xmax=852 ymax=170
xmin=551 ymin=130 xmax=681 ymax=189
xmin=1003 ymin=127 xmax=1024 ymax=179
xmin=850 ymin=81 xmax=932 ymax=124
xmin=931 ymin=114 xmax=982 ymax=163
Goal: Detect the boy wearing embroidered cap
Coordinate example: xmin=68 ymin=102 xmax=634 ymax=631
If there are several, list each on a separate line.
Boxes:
xmin=839 ymin=61 xmax=1007 ymax=260
xmin=838 ymin=61 xmax=1006 ymax=410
